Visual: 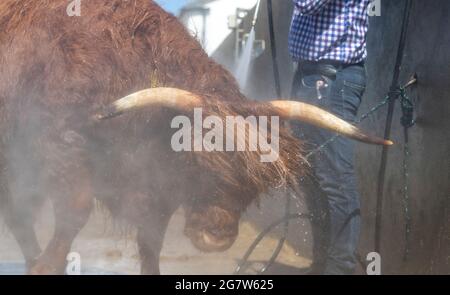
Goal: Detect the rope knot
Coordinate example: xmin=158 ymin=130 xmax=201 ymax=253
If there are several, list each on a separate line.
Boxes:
xmin=399 ymin=88 xmax=415 ymax=128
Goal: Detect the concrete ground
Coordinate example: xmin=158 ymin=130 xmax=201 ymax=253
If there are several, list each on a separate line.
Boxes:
xmin=0 ymin=200 xmax=312 ymax=275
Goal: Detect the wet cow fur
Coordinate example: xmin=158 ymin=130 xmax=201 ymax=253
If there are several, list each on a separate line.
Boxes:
xmin=0 ymin=0 xmax=313 ymax=274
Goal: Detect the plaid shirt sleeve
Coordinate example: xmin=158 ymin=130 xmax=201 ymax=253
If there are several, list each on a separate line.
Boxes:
xmin=293 ymin=0 xmax=333 ymax=15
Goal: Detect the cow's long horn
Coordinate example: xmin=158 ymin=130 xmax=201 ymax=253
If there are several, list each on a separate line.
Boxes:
xmin=95 ymin=88 xmax=392 ymax=146
xmin=269 ymin=100 xmax=393 ymax=146
xmin=94 ymin=88 xmax=202 ymax=120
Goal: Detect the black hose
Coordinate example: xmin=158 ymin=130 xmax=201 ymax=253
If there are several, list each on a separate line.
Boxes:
xmin=259 ymin=192 xmax=291 ymax=273
xmin=375 ymin=0 xmax=413 ymax=253
xmin=234 ymin=208 xmax=361 ymax=274
xmin=256 ymin=0 xmax=290 ymax=274
xmin=234 ymin=212 xmax=313 ymax=274
xmin=267 ymin=0 xmax=282 ymax=98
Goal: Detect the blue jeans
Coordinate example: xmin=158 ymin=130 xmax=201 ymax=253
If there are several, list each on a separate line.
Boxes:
xmin=291 ymin=63 xmax=366 ymax=275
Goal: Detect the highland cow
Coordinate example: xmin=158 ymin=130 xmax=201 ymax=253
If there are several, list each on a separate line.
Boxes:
xmin=0 ymin=0 xmax=390 ymax=274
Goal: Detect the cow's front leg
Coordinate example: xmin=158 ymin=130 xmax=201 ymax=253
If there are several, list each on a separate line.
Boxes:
xmin=0 ymin=157 xmax=43 ymax=270
xmin=1 ymin=196 xmax=42 ymax=269
xmin=29 ymin=167 xmax=93 ymax=275
xmin=2 ymin=203 xmax=42 ymax=269
xmin=136 ymin=204 xmax=176 ymax=275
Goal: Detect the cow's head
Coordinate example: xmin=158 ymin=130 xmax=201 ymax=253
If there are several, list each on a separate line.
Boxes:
xmin=95 ymin=87 xmax=393 ymax=252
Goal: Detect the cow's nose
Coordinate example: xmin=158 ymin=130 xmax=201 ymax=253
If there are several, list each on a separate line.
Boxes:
xmin=185 ymin=227 xmax=237 ymax=252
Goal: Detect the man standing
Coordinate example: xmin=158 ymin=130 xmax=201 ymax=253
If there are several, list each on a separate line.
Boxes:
xmin=289 ymin=0 xmax=370 ymax=274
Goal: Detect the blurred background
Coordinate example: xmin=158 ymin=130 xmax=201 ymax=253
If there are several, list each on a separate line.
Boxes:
xmin=155 ymin=0 xmax=189 ymax=15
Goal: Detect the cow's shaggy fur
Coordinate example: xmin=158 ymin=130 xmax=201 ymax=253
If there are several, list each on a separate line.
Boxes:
xmin=0 ymin=0 xmax=308 ymax=274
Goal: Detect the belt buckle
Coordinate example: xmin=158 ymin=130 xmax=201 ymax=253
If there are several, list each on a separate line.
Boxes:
xmin=315 ymin=78 xmax=328 ymax=100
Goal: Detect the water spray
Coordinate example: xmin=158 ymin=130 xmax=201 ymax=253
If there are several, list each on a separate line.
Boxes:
xmin=252 ymin=0 xmax=262 ymax=29
xmin=234 ymin=0 xmax=263 ymax=90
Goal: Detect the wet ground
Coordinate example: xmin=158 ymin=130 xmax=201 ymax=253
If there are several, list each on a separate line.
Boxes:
xmin=0 ymin=200 xmax=312 ymax=275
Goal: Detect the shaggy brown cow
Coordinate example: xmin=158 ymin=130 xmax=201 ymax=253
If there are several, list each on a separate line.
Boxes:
xmin=0 ymin=0 xmax=390 ymax=274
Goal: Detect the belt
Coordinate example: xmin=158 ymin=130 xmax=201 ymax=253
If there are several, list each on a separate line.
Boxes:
xmin=299 ymin=60 xmax=365 ymax=79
